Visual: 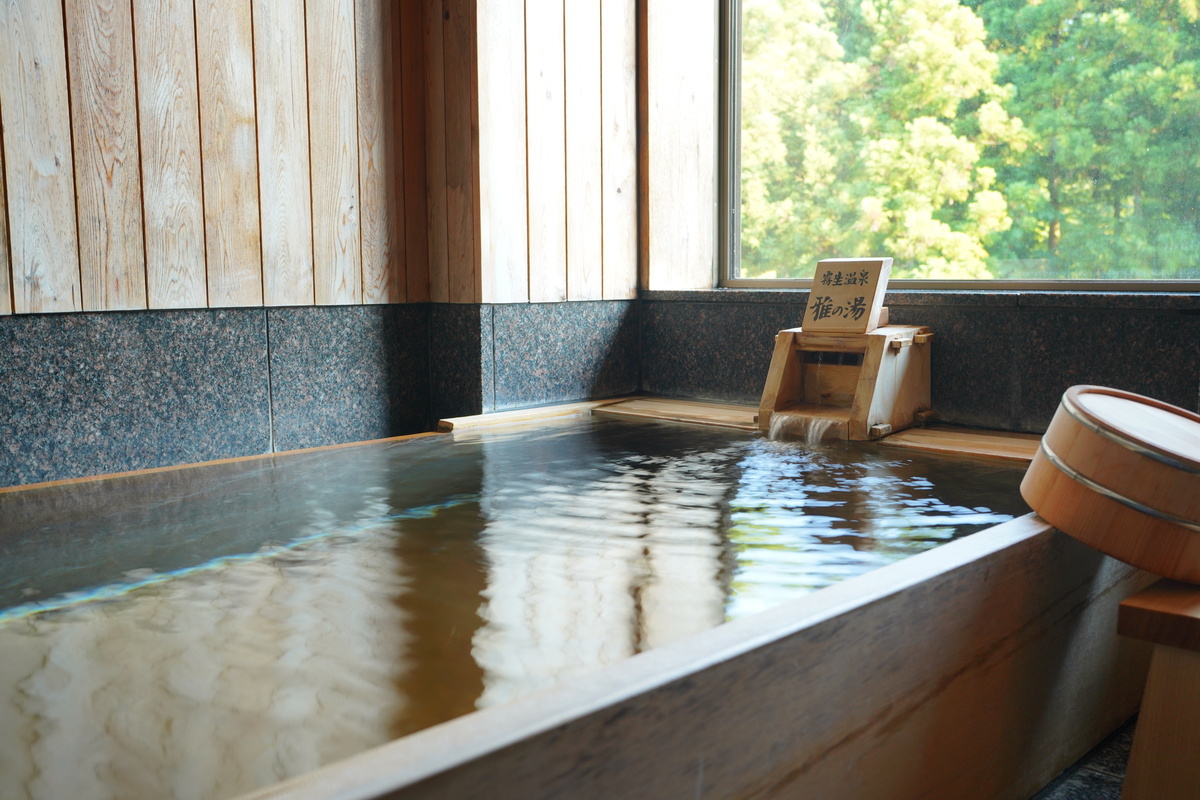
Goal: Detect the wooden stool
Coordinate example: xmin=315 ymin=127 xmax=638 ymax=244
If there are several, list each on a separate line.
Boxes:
xmin=1118 ymin=579 xmax=1200 ymax=799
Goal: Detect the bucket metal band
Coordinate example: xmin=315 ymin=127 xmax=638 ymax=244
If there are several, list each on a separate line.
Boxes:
xmin=1060 ymin=392 xmax=1200 ymax=476
xmin=1039 ymin=440 xmax=1200 ymax=533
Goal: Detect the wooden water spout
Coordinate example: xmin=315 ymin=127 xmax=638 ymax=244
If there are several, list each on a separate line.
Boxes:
xmin=758 ymin=325 xmax=933 ymax=441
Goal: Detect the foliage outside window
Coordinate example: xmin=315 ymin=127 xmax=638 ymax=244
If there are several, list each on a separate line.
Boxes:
xmin=733 ymin=0 xmax=1200 ymax=282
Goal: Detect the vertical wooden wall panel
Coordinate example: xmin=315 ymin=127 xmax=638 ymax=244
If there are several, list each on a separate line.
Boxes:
xmin=254 ymin=0 xmax=314 ymax=306
xmin=646 ymin=0 xmax=716 ymax=290
xmin=423 ymin=0 xmax=449 ymax=302
xmin=134 ymin=0 xmax=208 ymax=309
xmin=358 ymin=0 xmax=404 ymax=304
xmin=564 ymin=0 xmax=603 ymax=301
xmin=307 ymin=0 xmax=362 ymax=305
xmin=66 ymin=0 xmax=147 ymax=311
xmin=399 ymin=0 xmax=429 ymax=302
xmin=196 ymin=0 xmax=263 ymax=307
xmin=0 ymin=0 xmax=82 ymax=313
xmin=525 ymin=0 xmax=567 ymax=303
xmin=443 ymin=0 xmax=478 ymax=303
xmin=601 ymin=0 xmax=638 ymax=300
xmin=0 ymin=127 xmax=10 ymax=315
xmin=476 ymin=1 xmax=528 ymax=303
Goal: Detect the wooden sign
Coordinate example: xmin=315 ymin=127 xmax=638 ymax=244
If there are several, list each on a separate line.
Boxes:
xmin=802 ymin=257 xmax=892 ymax=332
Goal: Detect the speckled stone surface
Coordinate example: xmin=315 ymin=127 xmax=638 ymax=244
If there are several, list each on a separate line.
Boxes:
xmin=429 ymin=304 xmax=492 ymax=418
xmin=267 ymin=305 xmax=431 ymax=451
xmin=641 ymin=300 xmax=803 ymax=403
xmin=1032 ymin=718 xmax=1134 ymax=800
xmin=492 ymin=302 xmax=639 ymax=409
xmin=0 ymin=309 xmax=271 ymax=488
xmin=1020 ymin=307 xmax=1200 ymax=430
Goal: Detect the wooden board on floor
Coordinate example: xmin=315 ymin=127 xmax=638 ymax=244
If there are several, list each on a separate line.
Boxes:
xmin=594 ymin=398 xmax=758 ymax=431
xmin=438 ymin=398 xmax=635 ymax=432
xmin=879 ymin=425 xmax=1041 ymax=463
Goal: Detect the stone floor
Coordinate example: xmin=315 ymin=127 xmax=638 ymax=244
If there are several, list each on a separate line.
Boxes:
xmin=1031 ymin=718 xmax=1136 ymax=800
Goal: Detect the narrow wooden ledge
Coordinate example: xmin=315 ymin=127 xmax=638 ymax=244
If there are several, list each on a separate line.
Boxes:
xmin=1119 ymin=579 xmax=1200 ymax=652
xmin=592 ymin=397 xmax=759 ymax=431
xmin=878 ymin=424 xmax=1042 ymax=463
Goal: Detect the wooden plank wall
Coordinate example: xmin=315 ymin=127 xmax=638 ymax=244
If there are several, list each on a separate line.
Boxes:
xmin=0 ymin=0 xmax=644 ymax=314
xmin=0 ymin=0 xmax=423 ymax=315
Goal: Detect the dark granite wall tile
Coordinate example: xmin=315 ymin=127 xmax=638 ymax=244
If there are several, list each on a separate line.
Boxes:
xmin=640 ymin=300 xmax=804 ymax=403
xmin=268 ymin=305 xmax=431 ymax=450
xmin=429 ymin=304 xmax=489 ymax=419
xmin=492 ymin=301 xmax=639 ymax=409
xmin=1019 ymin=307 xmax=1199 ymax=430
xmin=0 ymin=309 xmax=270 ymax=487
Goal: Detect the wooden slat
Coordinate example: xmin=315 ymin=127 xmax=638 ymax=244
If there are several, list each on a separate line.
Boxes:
xmin=307 ymin=0 xmax=362 ymax=305
xmin=600 ymin=0 xmax=637 ymax=300
xmin=357 ymin=0 xmax=403 ymax=304
xmin=525 ymin=0 xmax=567 ymax=303
xmin=594 ymin=398 xmax=758 ymax=431
xmin=66 ymin=0 xmax=146 ymax=311
xmin=423 ymin=0 xmax=449 ymax=303
xmin=195 ymin=0 xmax=262 ymax=307
xmin=254 ymin=0 xmax=314 ymax=306
xmin=134 ymin=0 xmax=207 ymax=309
xmin=0 ymin=95 xmax=12 ymax=315
xmin=398 ymin=0 xmax=429 ymax=302
xmin=438 ymin=397 xmax=634 ymax=431
xmin=1122 ymin=644 xmax=1200 ymax=800
xmin=1119 ymin=580 xmax=1200 ymax=652
xmin=0 ymin=0 xmax=82 ymax=313
xmin=879 ymin=425 xmax=1041 ymax=463
xmin=564 ymin=0 xmax=602 ymax=301
xmin=645 ymin=0 xmax=716 ymax=291
xmin=442 ymin=0 xmax=478 ymax=303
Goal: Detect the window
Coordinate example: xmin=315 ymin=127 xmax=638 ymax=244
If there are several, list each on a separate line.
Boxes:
xmin=723 ymin=0 xmax=1200 ymax=287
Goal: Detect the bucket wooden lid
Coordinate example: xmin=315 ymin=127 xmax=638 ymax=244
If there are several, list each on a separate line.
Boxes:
xmin=1021 ymin=386 xmax=1200 ymax=583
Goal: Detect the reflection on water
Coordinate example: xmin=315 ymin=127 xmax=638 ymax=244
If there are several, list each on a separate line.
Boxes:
xmin=0 ymin=417 xmax=1028 ymax=799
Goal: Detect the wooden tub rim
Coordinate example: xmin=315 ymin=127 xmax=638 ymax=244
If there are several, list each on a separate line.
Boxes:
xmin=1060 ymin=385 xmax=1200 ymax=475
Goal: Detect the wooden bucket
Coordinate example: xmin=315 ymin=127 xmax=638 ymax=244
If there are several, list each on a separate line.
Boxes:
xmin=1021 ymin=385 xmax=1200 ymax=584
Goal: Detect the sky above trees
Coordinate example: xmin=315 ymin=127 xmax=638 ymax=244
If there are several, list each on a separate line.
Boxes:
xmin=739 ymin=0 xmax=1200 ymax=279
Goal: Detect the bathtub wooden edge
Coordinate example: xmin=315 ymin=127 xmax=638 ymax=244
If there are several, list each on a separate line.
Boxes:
xmin=240 ymin=513 xmax=1153 ymax=800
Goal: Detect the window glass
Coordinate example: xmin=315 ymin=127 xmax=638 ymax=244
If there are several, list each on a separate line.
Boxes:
xmin=735 ymin=0 xmax=1200 ymax=281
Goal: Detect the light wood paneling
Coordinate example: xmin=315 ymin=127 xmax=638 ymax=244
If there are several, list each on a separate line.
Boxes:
xmin=134 ymin=0 xmax=207 ymax=309
xmin=423 ymin=0 xmax=449 ymax=303
xmin=0 ymin=0 xmax=82 ymax=313
xmin=443 ymin=0 xmax=478 ymax=303
xmin=195 ymin=0 xmax=262 ymax=307
xmin=0 ymin=127 xmax=9 ymax=316
xmin=477 ymin=1 xmax=528 ymax=303
xmin=564 ymin=0 xmax=603 ymax=301
xmin=308 ymin=0 xmax=362 ymax=305
xmin=399 ymin=0 xmax=429 ymax=302
xmin=66 ymin=0 xmax=146 ymax=311
xmin=524 ymin=0 xmax=567 ymax=303
xmin=357 ymin=0 xmax=404 ymax=304
xmin=601 ymin=0 xmax=637 ymax=300
xmin=254 ymin=0 xmax=314 ymax=306
xmin=646 ymin=0 xmax=716 ymax=291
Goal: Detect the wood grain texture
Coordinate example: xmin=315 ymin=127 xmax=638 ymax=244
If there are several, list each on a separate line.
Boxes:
xmin=244 ymin=514 xmax=1152 ymax=800
xmin=134 ymin=0 xmax=207 ymax=309
xmin=0 ymin=127 xmax=9 ymax=315
xmin=564 ymin=0 xmax=602 ymax=301
xmin=1120 ymin=580 xmax=1200 ymax=652
xmin=524 ymin=0 xmax=567 ymax=303
xmin=0 ymin=0 xmax=82 ymax=313
xmin=195 ymin=0 xmax=262 ymax=307
xmin=593 ymin=397 xmax=757 ymax=430
xmin=357 ymin=0 xmax=403 ymax=304
xmin=476 ymin=1 xmax=528 ymax=303
xmin=645 ymin=0 xmax=716 ymax=291
xmin=254 ymin=0 xmax=314 ymax=306
xmin=880 ymin=425 xmax=1041 ymax=463
xmin=423 ymin=0 xmax=449 ymax=303
xmin=398 ymin=0 xmax=428 ymax=302
xmin=600 ymin=0 xmax=637 ymax=300
xmin=307 ymin=0 xmax=362 ymax=305
xmin=436 ymin=397 xmax=633 ymax=431
xmin=1122 ymin=644 xmax=1200 ymax=800
xmin=66 ymin=0 xmax=146 ymax=311
xmin=442 ymin=0 xmax=478 ymax=303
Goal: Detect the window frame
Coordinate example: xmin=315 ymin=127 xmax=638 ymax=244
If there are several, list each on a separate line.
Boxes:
xmin=716 ymin=0 xmax=1200 ymax=293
